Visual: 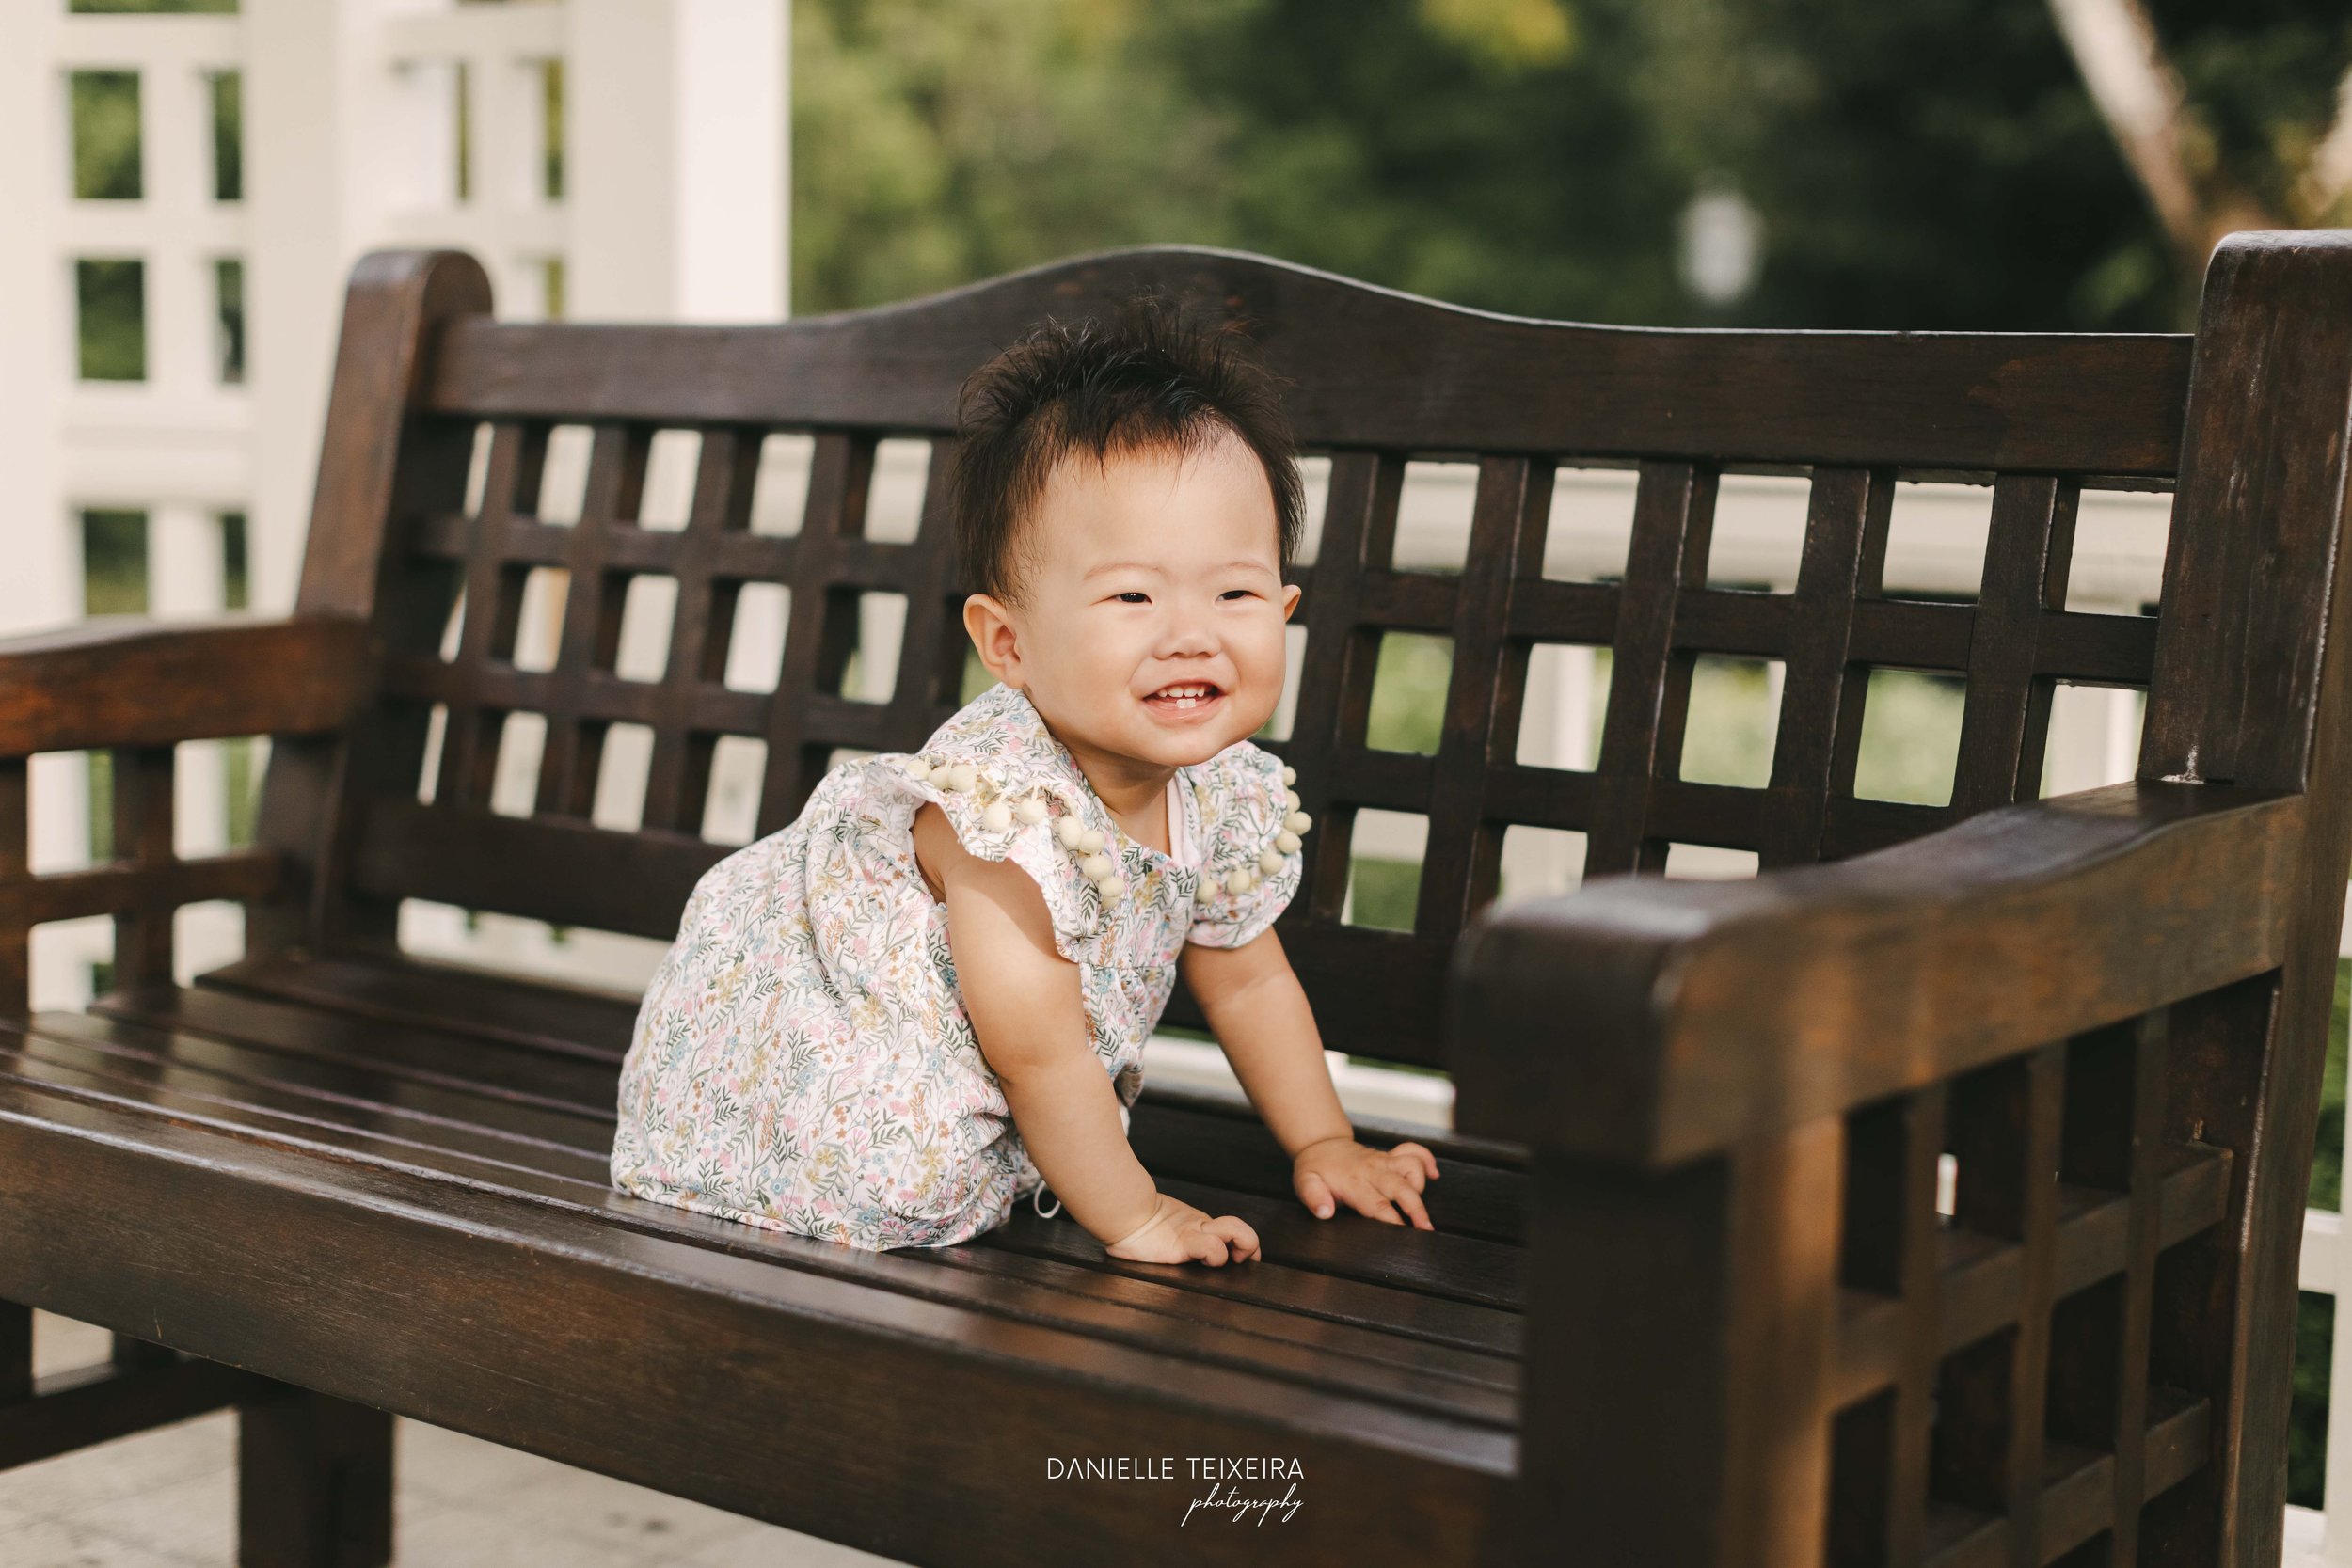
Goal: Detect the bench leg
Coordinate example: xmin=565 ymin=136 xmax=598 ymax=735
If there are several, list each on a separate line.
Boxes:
xmin=237 ymin=1389 xmax=394 ymax=1568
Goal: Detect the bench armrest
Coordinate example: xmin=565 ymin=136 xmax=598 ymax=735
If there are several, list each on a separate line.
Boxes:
xmin=1447 ymin=780 xmax=2303 ymax=1166
xmin=0 ymin=615 xmax=369 ymax=758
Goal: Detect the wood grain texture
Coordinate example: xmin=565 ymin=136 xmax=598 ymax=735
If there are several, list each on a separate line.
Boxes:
xmin=2136 ymin=229 xmax=2352 ymax=1568
xmin=423 ymin=246 xmax=2194 ymax=476
xmin=0 ymin=616 xmax=368 ymax=757
xmin=248 ymin=248 xmax=488 ymax=964
xmin=0 ymin=615 xmax=366 ymax=1019
xmin=0 ymin=1069 xmax=1513 ymax=1568
xmin=1451 ymin=781 xmax=2299 ymax=1165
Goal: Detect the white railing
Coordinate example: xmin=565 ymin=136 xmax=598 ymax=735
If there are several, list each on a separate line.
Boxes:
xmin=2 ymin=0 xmax=787 ymax=1015
xmin=2308 ymin=1211 xmax=2352 ymax=1560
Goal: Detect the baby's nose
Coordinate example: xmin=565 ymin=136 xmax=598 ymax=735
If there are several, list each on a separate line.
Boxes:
xmin=1159 ymin=611 xmax=1218 ymax=653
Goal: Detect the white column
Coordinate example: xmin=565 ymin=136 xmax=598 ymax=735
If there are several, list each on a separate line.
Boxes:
xmin=142 ymin=48 xmax=215 ymax=402
xmin=2331 ymin=1254 xmax=2352 ymax=1564
xmin=0 ymin=0 xmax=73 ymax=641
xmin=1553 ymin=645 xmax=1597 ymax=772
xmin=2105 ymin=683 xmax=2145 ymax=783
xmin=567 ymin=0 xmax=789 ymax=322
xmin=151 ymin=503 xmax=230 ymax=857
xmin=243 ymin=0 xmax=358 ymax=615
xmin=857 ymin=591 xmax=905 ymax=704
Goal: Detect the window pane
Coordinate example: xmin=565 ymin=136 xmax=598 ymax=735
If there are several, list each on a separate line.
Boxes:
xmin=210 ymin=70 xmax=243 ymax=200
xmin=543 ymin=58 xmax=564 ymax=200
xmin=83 ymin=509 xmax=149 ymax=615
xmin=70 ymin=71 xmax=140 ymax=200
xmin=76 ymin=260 xmax=146 ymax=381
xmin=221 ymin=510 xmax=249 ymax=610
xmin=215 ymin=257 xmax=246 ymax=383
xmin=454 ymin=60 xmax=473 ymax=201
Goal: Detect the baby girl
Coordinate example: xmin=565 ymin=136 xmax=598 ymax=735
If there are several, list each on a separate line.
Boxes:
xmin=609 ymin=299 xmax=1438 ymax=1264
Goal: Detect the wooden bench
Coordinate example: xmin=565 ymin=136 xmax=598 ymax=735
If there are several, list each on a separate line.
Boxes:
xmin=3 ymin=230 xmax=2348 ymax=1565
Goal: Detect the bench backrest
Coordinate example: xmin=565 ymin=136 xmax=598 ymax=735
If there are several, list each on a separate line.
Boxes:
xmin=268 ymin=244 xmax=2230 ymax=1072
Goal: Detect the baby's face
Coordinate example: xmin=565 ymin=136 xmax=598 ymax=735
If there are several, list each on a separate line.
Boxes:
xmin=969 ymin=427 xmax=1302 ymax=772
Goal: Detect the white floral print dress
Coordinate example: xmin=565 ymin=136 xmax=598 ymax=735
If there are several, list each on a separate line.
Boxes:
xmin=608 ymin=680 xmax=1306 ymax=1252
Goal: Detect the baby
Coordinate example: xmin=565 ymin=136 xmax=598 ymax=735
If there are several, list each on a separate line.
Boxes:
xmin=609 ymin=298 xmax=1438 ymax=1265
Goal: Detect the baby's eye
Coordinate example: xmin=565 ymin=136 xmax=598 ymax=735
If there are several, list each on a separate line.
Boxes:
xmin=1113 ymin=591 xmax=1151 ymax=605
xmin=1219 ymin=589 xmax=1255 ymax=601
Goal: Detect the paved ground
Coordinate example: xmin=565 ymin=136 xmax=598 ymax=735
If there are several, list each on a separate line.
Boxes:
xmin=5 ymin=1312 xmax=2339 ymax=1565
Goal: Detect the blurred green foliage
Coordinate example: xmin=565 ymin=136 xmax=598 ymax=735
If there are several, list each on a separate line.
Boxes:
xmin=793 ymin=1 xmax=1226 ymax=317
xmin=1679 ymin=656 xmax=1778 ymax=788
xmin=1367 ymin=634 xmax=1454 ymax=754
xmin=2312 ymin=960 xmax=2348 ymax=1212
xmin=2148 ymin=2 xmax=2352 ymax=225
xmin=793 ymin=1 xmax=2352 ymax=331
xmin=793 ymin=0 xmax=1690 ymax=324
xmin=2296 ymin=1290 xmax=2336 ymax=1508
xmin=1348 ymin=857 xmax=1422 ymax=931
xmin=1854 ymin=670 xmax=1966 ymax=806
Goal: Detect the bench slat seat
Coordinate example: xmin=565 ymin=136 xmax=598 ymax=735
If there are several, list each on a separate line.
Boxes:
xmin=56 ymin=958 xmax=1530 ymax=1367
xmin=0 ymin=957 xmax=1520 ymax=1563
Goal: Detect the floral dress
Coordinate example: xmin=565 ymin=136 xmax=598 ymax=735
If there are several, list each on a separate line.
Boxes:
xmin=608 ymin=680 xmax=1310 ymax=1252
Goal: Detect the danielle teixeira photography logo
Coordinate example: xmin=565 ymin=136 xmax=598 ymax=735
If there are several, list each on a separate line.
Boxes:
xmin=1044 ymin=1452 xmax=1305 ymax=1525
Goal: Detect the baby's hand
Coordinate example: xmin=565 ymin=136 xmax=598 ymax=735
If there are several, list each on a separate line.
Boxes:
xmin=1295 ymin=1135 xmax=1441 ymax=1229
xmin=1102 ymin=1193 xmax=1261 ymax=1267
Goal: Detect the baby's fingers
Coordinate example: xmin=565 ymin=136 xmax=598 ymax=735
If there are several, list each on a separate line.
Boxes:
xmin=1297 ymin=1169 xmax=1337 ymax=1220
xmin=1344 ymin=1176 xmax=1435 ymax=1231
xmin=1197 ymin=1216 xmax=1260 ymax=1265
xmin=1391 ymin=1141 xmax=1441 ymax=1182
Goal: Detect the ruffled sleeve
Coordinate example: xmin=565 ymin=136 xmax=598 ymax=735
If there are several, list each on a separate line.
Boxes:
xmin=868 ymin=718 xmax=1115 ymax=968
xmin=1184 ymin=741 xmax=1305 ymax=950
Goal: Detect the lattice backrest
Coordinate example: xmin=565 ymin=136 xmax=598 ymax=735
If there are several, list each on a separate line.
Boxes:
xmin=1438 ymin=233 xmax=2352 ymax=1565
xmin=326 ymin=246 xmax=2197 ymax=1070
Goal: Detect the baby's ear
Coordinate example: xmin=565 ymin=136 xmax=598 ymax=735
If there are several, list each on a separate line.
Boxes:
xmin=962 ymin=594 xmax=1022 ymax=683
xmin=1279 ymin=581 xmax=1303 ymax=621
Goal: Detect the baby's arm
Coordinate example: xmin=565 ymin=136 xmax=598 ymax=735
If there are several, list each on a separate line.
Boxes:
xmin=911 ymin=803 xmax=1260 ymax=1265
xmin=1179 ymin=927 xmax=1440 ymax=1228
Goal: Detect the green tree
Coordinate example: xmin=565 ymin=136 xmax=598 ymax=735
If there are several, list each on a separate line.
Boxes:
xmin=793 ymin=0 xmax=1227 ymax=314
xmin=791 ymin=0 xmax=1688 ymax=323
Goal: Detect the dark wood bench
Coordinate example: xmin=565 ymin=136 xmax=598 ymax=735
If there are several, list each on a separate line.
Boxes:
xmin=3 ymin=231 xmax=2347 ymax=1565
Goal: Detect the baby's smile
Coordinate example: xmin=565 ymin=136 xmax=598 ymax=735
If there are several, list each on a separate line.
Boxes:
xmin=1142 ymin=679 xmax=1227 ymax=722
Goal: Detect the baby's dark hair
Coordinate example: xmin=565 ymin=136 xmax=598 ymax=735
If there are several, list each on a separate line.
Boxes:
xmin=946 ymin=294 xmax=1305 ymax=609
